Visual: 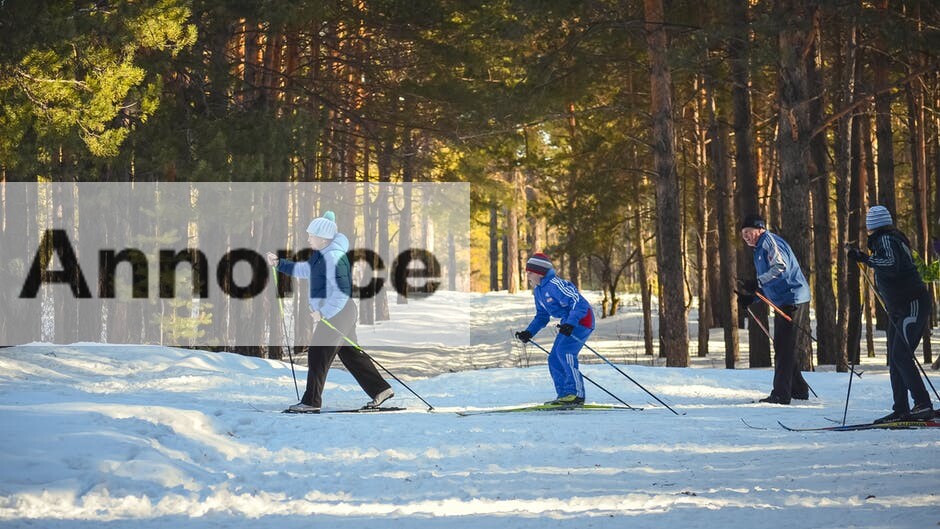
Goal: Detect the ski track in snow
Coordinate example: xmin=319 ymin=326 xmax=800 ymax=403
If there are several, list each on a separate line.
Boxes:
xmin=0 ymin=291 xmax=938 ymax=529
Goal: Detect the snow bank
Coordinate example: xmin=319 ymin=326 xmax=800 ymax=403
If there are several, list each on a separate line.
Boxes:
xmin=0 ymin=290 xmax=938 ymax=529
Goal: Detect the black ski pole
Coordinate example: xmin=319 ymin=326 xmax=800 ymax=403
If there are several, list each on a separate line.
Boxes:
xmin=841 ymin=350 xmax=857 ymax=427
xmin=858 ymin=264 xmax=940 ymax=402
xmin=271 ymin=265 xmax=301 ymax=401
xmin=565 ymin=331 xmax=683 ymax=415
xmin=741 ymin=303 xmax=821 ymax=399
xmin=319 ymin=318 xmax=435 ymax=411
xmin=525 ymin=338 xmax=639 ymax=410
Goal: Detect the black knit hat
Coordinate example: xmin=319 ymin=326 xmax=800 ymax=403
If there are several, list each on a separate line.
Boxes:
xmin=740 ymin=213 xmax=766 ymax=230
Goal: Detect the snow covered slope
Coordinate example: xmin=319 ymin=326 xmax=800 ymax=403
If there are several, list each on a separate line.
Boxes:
xmin=1 ymin=340 xmax=938 ymax=529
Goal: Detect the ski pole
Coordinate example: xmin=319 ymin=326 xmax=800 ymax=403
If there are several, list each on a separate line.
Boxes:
xmin=744 ymin=305 xmax=771 ymax=341
xmin=753 ymin=290 xmax=821 ymax=349
xmin=752 ymin=290 xmax=861 ymax=383
xmin=741 ymin=305 xmax=820 ymax=399
xmin=738 ymin=289 xmax=862 ymax=380
xmin=841 ymin=348 xmax=857 ymax=426
xmin=858 ymin=264 xmax=940 ymax=402
xmin=319 ymin=318 xmax=435 ymax=411
xmin=271 ymin=265 xmax=301 ymax=401
xmin=564 ymin=330 xmax=683 ymax=415
xmin=526 ymin=338 xmax=639 ymax=410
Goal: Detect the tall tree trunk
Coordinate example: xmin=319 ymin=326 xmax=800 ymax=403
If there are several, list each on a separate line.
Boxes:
xmin=848 ymin=108 xmax=868 ymax=366
xmin=501 ymin=210 xmax=509 ymax=291
xmin=863 ymin=111 xmax=879 ymax=361
xmin=375 ymin=137 xmax=392 ymax=321
xmin=907 ymin=81 xmax=929 ymax=266
xmin=635 ymin=202 xmax=655 ymax=358
xmin=728 ymin=0 xmax=770 ymax=367
xmin=834 ymin=18 xmax=857 ymax=373
xmin=933 ymin=72 xmax=940 ymax=329
xmin=775 ymin=0 xmax=815 ymax=370
xmin=706 ymin=212 xmax=722 ymax=332
xmin=694 ymin=77 xmax=711 ymax=358
xmin=807 ymin=13 xmax=838 ymax=368
xmin=359 ymin=145 xmax=375 ymax=325
xmin=935 ymin=72 xmax=940 ymax=261
xmin=631 ymin=150 xmax=656 ymax=357
xmin=398 ymin=131 xmax=414 ymax=304
xmin=489 ymin=205 xmax=499 ymax=292
xmin=873 ymin=0 xmax=897 ymax=215
xmin=563 ymin=100 xmax=582 ymax=287
xmin=906 ymin=78 xmax=933 ymax=364
xmin=645 ymin=0 xmax=689 ymax=366
xmin=506 ymin=169 xmax=521 ymax=293
xmin=705 ymin=78 xmax=740 ymax=369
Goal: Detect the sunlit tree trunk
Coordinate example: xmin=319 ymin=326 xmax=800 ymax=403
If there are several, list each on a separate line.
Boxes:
xmin=727 ymin=0 xmax=770 ymax=368
xmin=807 ymin=12 xmax=837 ymax=368
xmin=907 ymin=77 xmax=933 ymax=363
xmin=705 ymin=76 xmax=740 ymax=369
xmin=693 ymin=76 xmax=710 ymax=358
xmin=645 ymin=0 xmax=688 ymax=366
xmin=834 ymin=18 xmax=856 ymax=372
xmin=775 ymin=0 xmax=814 ymax=370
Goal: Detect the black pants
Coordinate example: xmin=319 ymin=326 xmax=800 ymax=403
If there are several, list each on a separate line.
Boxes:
xmin=300 ymin=301 xmax=391 ymax=408
xmin=771 ymin=302 xmax=810 ymax=402
xmin=885 ymin=290 xmax=932 ymax=413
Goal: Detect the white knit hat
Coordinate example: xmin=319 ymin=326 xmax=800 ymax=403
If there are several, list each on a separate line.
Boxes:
xmin=306 ymin=211 xmax=337 ymax=239
xmin=866 ymin=205 xmax=893 ymax=231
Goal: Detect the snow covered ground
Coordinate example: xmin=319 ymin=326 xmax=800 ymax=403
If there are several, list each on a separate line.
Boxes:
xmin=1 ymin=290 xmax=938 ymax=529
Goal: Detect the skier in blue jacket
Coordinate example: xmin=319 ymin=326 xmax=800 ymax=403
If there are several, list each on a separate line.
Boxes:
xmin=266 ymin=211 xmax=393 ymax=413
xmin=515 ymin=253 xmax=595 ymax=405
xmin=737 ymin=214 xmax=812 ymax=405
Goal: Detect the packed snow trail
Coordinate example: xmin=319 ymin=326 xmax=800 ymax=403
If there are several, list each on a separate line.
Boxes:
xmin=1 ymin=342 xmax=938 ymax=529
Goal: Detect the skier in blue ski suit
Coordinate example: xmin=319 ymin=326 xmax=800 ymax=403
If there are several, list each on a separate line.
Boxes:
xmin=515 ymin=253 xmax=595 ymax=405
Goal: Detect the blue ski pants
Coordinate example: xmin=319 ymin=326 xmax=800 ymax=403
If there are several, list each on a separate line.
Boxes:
xmin=548 ymin=325 xmax=591 ymax=399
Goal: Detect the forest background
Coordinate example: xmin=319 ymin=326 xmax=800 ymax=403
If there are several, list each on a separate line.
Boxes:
xmin=2 ymin=0 xmax=940 ymax=371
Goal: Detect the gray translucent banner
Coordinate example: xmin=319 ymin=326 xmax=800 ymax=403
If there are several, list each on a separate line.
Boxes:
xmin=0 ymin=182 xmax=469 ymax=347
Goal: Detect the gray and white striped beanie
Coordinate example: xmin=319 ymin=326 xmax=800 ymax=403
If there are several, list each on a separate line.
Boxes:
xmin=865 ymin=206 xmax=893 ymax=231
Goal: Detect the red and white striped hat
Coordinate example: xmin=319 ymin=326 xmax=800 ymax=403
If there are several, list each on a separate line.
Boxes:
xmin=525 ymin=253 xmax=554 ymax=276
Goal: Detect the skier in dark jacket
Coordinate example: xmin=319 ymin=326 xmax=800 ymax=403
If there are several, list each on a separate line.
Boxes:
xmin=266 ymin=211 xmax=393 ymax=413
xmin=848 ymin=205 xmax=935 ymax=423
xmin=737 ymin=213 xmax=812 ymax=405
xmin=515 ymin=253 xmax=595 ymax=405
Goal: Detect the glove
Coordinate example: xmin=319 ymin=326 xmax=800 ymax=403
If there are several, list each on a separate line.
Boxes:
xmin=847 ymin=246 xmax=869 ymax=264
xmin=557 ymin=323 xmax=574 ymax=336
xmin=736 ymin=291 xmax=755 ymax=312
xmin=737 ymin=278 xmax=758 ymax=294
xmin=515 ymin=330 xmax=532 ymax=343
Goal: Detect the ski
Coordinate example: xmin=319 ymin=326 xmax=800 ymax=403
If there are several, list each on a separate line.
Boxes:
xmin=456 ymin=403 xmax=641 ymax=417
xmin=740 ymin=418 xmax=768 ymax=430
xmin=777 ymin=419 xmax=940 ymax=432
xmin=282 ymin=406 xmax=410 ymax=414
